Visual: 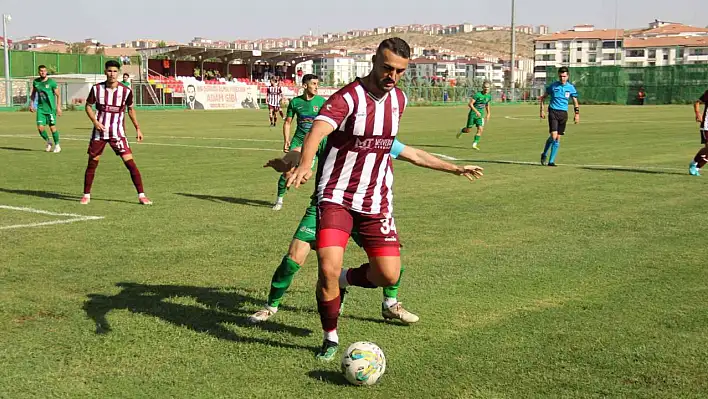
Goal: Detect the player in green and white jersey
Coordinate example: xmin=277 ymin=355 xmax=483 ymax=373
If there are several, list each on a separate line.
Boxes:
xmin=30 ymin=65 xmax=62 ymax=153
xmin=272 ymin=74 xmax=326 ymax=211
xmin=457 ymin=81 xmax=492 ymax=150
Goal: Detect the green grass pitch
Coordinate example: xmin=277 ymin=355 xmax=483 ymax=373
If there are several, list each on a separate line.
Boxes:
xmin=1 ymin=104 xmax=707 ymax=398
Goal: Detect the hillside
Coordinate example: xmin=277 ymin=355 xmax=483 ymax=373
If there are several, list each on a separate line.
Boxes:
xmin=316 ymin=31 xmax=537 ymax=59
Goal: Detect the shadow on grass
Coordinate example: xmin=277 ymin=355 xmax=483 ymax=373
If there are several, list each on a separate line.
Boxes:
xmin=579 ymin=166 xmax=684 ymax=176
xmin=175 ymin=192 xmax=272 ymax=208
xmin=306 ymin=370 xmax=350 ymax=386
xmin=0 ymin=188 xmax=135 ymax=204
xmin=0 ymin=146 xmax=35 ymax=152
xmin=84 ymin=282 xmax=316 ymax=352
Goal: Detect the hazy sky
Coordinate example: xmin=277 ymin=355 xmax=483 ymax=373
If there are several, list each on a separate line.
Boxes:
xmin=2 ymin=0 xmax=704 ymax=43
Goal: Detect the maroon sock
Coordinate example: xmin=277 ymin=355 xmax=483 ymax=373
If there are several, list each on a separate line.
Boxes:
xmin=123 ymin=159 xmax=145 ymax=194
xmin=694 ymin=148 xmax=708 ymax=168
xmin=317 ymin=295 xmax=340 ymax=332
xmin=346 ymin=263 xmax=377 ymax=288
xmin=83 ymin=158 xmax=99 ymax=194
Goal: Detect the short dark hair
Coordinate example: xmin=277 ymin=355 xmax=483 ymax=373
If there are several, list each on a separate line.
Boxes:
xmin=123 ymin=73 xmax=130 ymax=78
xmin=558 ymin=67 xmax=569 ymax=74
xmin=38 ymin=65 xmax=47 ymax=70
xmin=105 ymin=60 xmax=121 ymax=69
xmin=302 ymin=74 xmax=318 ymax=84
xmin=377 ymin=37 xmax=411 ymax=59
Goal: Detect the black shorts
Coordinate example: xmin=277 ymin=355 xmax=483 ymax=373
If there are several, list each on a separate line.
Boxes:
xmin=548 ymin=109 xmax=568 ymax=135
xmin=701 ymin=129 xmax=707 ymax=145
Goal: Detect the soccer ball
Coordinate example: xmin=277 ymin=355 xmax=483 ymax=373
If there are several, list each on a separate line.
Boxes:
xmin=340 ymin=341 xmax=386 ymax=386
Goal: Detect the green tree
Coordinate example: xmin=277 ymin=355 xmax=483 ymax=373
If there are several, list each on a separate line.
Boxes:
xmin=66 ymin=42 xmax=88 ymax=54
xmin=157 ymin=41 xmax=167 ymax=48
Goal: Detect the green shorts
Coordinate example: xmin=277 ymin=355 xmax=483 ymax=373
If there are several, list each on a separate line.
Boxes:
xmin=466 ymin=111 xmax=485 ymax=128
xmin=288 ymin=134 xmax=304 ymax=151
xmin=293 ymin=205 xmax=363 ymax=247
xmin=36 ymin=112 xmax=57 ymax=126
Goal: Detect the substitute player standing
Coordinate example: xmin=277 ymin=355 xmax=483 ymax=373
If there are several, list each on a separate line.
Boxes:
xmin=266 ymin=78 xmax=284 ymax=127
xmin=539 ymin=67 xmax=579 ymax=166
xmin=689 ymin=89 xmax=708 ymax=176
xmin=287 ymin=38 xmax=484 ymax=361
xmin=272 ymin=74 xmax=325 ymax=211
xmin=81 ymin=60 xmax=152 ymax=205
xmin=457 ymin=81 xmax=492 ymax=150
xmin=29 ymin=65 xmax=62 ymax=153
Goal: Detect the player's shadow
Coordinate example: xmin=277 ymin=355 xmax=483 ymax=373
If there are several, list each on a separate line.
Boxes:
xmin=306 ymin=370 xmax=350 ymax=386
xmin=0 ymin=188 xmax=135 ymax=204
xmin=579 ymin=166 xmax=684 ymax=176
xmin=0 ymin=146 xmax=35 ymax=152
xmin=83 ymin=282 xmax=316 ymax=352
xmin=175 ymin=192 xmax=272 ymax=208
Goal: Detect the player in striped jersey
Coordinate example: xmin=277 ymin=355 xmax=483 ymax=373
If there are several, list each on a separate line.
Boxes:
xmin=266 ymin=78 xmax=284 ymax=127
xmin=81 ymin=60 xmax=152 ymax=205
xmin=287 ymin=38 xmax=484 ymax=361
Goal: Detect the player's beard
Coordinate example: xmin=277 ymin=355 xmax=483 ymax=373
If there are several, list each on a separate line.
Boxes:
xmin=378 ymin=77 xmax=396 ymax=92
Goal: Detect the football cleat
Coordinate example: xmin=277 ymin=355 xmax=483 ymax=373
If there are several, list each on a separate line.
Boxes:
xmin=80 ymin=195 xmax=90 ymax=205
xmin=315 ymin=339 xmax=339 ymax=361
xmin=248 ymin=308 xmax=276 ymax=323
xmin=689 ymin=162 xmax=701 ymax=176
xmin=382 ymin=302 xmax=419 ymax=325
xmin=139 ymin=197 xmax=153 ymax=205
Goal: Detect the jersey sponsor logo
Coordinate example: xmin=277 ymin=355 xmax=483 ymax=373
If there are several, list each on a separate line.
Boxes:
xmin=354 ymin=137 xmax=394 ymax=151
xmin=313 ymin=106 xmax=319 ymax=112
xmin=326 ymin=104 xmax=332 ymax=111
xmin=565 ymin=92 xmax=571 ymax=98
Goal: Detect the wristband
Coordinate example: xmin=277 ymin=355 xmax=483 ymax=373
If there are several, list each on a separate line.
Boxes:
xmin=574 ymin=107 xmax=580 ymax=114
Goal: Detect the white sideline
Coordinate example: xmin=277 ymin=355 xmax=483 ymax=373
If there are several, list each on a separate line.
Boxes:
xmin=0 ymin=205 xmax=104 ymax=230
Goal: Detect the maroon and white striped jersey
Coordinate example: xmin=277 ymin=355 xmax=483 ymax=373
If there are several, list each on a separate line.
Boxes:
xmin=266 ymin=85 xmax=283 ymax=107
xmin=314 ymin=79 xmax=407 ymax=215
xmin=86 ymin=82 xmax=134 ymax=140
xmin=700 ymin=90 xmax=708 ymax=131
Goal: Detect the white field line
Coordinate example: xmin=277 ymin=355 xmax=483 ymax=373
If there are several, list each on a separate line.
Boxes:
xmin=0 ymin=135 xmax=281 ymax=152
xmin=0 ymin=205 xmax=104 ymax=230
xmin=503 ymin=115 xmax=686 ymax=124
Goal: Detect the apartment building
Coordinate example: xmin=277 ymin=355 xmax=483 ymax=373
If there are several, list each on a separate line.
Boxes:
xmin=534 ymin=22 xmax=708 ymax=82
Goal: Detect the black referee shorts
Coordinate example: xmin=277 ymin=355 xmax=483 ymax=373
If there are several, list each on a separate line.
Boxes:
xmin=548 ymin=109 xmax=568 ymax=135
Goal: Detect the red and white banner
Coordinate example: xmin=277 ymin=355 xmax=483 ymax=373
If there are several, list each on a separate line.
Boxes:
xmin=183 ymin=83 xmax=260 ymax=110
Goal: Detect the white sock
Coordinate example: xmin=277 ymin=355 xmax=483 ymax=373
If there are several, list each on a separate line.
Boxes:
xmin=82 ymin=193 xmax=91 ymax=199
xmin=266 ymin=305 xmax=278 ymax=313
xmin=324 ymin=329 xmax=339 ymax=343
xmin=339 ymin=269 xmax=350 ymax=289
xmin=275 ymin=197 xmax=283 ymax=204
xmin=383 ymin=297 xmax=398 ymax=308
xmin=138 ymin=193 xmax=146 ymax=198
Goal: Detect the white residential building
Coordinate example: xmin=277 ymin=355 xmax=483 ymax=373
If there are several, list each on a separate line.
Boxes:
xmin=533 ymin=23 xmax=708 ymax=82
xmin=474 ymin=62 xmax=504 ymax=88
xmin=312 ymin=56 xmax=356 ymax=85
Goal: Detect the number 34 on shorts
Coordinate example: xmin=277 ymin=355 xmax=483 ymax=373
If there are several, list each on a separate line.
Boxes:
xmin=379 ymin=213 xmax=397 ymax=235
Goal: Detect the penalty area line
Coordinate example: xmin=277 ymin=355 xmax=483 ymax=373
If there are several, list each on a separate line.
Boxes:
xmin=0 ymin=205 xmax=104 ymax=230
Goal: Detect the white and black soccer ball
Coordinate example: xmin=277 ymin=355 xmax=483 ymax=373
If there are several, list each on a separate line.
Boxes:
xmin=340 ymin=341 xmax=386 ymax=386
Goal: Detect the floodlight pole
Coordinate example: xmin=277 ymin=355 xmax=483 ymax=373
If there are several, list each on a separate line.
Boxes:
xmin=3 ymin=14 xmax=11 ymax=107
xmin=510 ymin=0 xmax=516 ymax=101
